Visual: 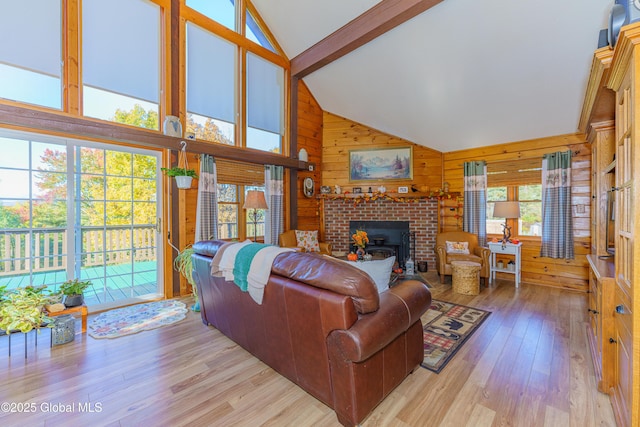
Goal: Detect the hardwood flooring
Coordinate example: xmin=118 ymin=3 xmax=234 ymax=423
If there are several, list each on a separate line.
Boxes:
xmin=0 ymin=273 xmax=616 ymax=426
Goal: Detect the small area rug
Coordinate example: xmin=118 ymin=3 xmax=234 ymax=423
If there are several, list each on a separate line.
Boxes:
xmin=89 ymin=300 xmax=188 ymax=339
xmin=421 ymin=299 xmax=490 ymax=373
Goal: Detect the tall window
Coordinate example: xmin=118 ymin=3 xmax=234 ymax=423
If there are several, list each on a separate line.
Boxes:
xmin=246 ymin=53 xmax=284 ymax=153
xmin=184 ymin=1 xmax=287 ymax=153
xmin=82 ymin=0 xmax=161 ymax=129
xmin=186 ymin=23 xmax=236 ymax=145
xmin=0 ymin=0 xmax=62 ymax=109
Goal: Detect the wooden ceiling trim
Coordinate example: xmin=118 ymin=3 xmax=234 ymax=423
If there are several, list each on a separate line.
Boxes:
xmin=290 ymin=0 xmax=443 ymax=78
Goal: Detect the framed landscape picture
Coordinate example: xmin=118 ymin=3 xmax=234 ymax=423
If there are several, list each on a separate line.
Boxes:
xmin=349 ymin=147 xmax=413 ymax=182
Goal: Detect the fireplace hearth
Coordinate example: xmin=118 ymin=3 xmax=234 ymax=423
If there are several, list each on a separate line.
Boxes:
xmin=349 ymin=221 xmax=410 ymax=267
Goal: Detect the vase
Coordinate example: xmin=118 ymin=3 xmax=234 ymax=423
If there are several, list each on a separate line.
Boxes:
xmin=163 ymin=115 xmax=182 ymax=137
xmin=356 ymin=247 xmax=365 ymax=260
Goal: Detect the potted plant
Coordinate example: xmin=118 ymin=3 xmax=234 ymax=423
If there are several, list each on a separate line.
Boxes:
xmin=161 ymin=166 xmax=198 ymax=189
xmin=59 ymin=279 xmax=92 ymax=307
xmin=173 ymin=246 xmax=199 ymax=311
xmin=0 ymin=288 xmax=51 ymax=335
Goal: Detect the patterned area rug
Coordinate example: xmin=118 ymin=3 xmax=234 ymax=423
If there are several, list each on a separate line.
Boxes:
xmin=421 ymin=299 xmax=490 ymax=373
xmin=89 ymin=300 xmax=188 ymax=339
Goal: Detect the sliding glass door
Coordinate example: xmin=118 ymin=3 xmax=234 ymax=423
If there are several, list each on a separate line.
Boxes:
xmin=0 ymin=130 xmax=163 ymax=310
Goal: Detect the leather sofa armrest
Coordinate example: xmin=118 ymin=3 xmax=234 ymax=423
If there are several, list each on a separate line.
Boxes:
xmin=327 ymin=280 xmax=431 ymax=363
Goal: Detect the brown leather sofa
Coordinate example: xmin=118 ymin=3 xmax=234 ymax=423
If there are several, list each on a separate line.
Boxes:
xmin=191 ymin=240 xmax=431 ymax=426
xmin=434 ymin=231 xmax=491 ymax=284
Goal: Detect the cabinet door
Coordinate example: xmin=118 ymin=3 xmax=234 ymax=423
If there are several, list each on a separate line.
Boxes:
xmin=612 ymin=286 xmax=633 ymax=427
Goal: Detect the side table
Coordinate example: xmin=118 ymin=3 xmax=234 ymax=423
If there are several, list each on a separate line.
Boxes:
xmin=47 ymin=304 xmax=88 ymax=333
xmin=488 ymin=242 xmax=522 ymax=287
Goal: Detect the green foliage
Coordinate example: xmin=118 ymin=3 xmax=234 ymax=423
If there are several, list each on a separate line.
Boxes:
xmin=173 ymin=247 xmax=197 ymax=299
xmin=112 ymin=104 xmax=159 ymax=130
xmin=59 ymin=278 xmax=92 ymax=296
xmin=161 ymin=167 xmax=198 ymax=178
xmin=0 ymin=288 xmax=51 ymax=334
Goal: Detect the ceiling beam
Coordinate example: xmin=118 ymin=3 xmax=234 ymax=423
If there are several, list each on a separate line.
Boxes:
xmin=290 ymin=0 xmax=443 ymax=78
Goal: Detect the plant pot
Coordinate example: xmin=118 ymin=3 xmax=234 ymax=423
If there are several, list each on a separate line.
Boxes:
xmin=64 ymin=294 xmax=84 ymax=307
xmin=175 ymin=176 xmax=193 ymax=189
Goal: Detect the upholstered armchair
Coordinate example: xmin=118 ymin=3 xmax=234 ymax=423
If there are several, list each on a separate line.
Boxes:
xmin=434 ymin=231 xmax=490 ymax=284
xmin=279 ymin=230 xmax=332 ymax=256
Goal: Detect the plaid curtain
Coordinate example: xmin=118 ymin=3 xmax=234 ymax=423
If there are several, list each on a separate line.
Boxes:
xmin=463 ymin=161 xmax=487 ymax=245
xmin=540 ymin=151 xmax=573 ymax=259
xmin=195 ymin=154 xmax=218 ymax=242
xmin=264 ymin=165 xmax=284 ymax=245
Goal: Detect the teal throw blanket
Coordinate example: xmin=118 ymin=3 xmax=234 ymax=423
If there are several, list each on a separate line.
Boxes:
xmin=233 ymin=243 xmax=270 ymax=291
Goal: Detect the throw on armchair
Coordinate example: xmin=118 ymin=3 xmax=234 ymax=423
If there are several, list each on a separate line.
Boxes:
xmin=434 ymin=231 xmax=490 ymax=284
xmin=279 ymin=230 xmax=332 ymax=255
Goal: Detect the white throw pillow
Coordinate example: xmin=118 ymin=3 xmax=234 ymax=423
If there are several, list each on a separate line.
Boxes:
xmin=445 ymin=241 xmax=470 ymax=254
xmin=347 ymin=256 xmax=395 ymax=293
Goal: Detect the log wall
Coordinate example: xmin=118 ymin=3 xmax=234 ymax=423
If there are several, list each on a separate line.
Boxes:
xmin=321 ymin=112 xmax=443 ymax=194
xmin=295 ymin=82 xmax=324 ymax=233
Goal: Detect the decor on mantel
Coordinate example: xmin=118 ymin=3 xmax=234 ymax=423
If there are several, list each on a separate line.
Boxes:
xmin=319 ymin=190 xmax=458 ymax=206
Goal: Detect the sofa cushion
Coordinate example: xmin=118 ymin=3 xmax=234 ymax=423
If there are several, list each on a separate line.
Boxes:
xmin=346 ymin=256 xmax=395 ymax=294
xmin=446 ymin=240 xmax=470 ymax=254
xmin=295 ymin=230 xmax=321 ymax=252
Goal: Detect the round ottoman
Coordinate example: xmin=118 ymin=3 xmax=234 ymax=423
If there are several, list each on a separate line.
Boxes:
xmin=451 ymin=260 xmax=481 ymax=295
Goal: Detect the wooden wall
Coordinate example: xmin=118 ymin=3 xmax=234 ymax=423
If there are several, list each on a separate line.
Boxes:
xmin=294 ymin=81 xmax=323 ymax=233
xmin=443 ymin=133 xmax=591 ymax=291
xmin=321 ymin=112 xmax=443 ymax=193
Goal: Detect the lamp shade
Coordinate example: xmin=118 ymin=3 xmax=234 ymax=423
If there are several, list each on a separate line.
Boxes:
xmin=243 ymin=190 xmax=268 ymax=210
xmin=493 ymin=201 xmax=520 ymax=218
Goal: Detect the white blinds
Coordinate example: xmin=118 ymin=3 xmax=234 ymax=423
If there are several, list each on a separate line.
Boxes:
xmin=247 ymin=52 xmax=284 ymax=135
xmin=186 ymin=23 xmax=236 ymax=124
xmin=0 ymin=0 xmax=61 ymax=77
xmin=82 ymin=0 xmax=160 ymax=103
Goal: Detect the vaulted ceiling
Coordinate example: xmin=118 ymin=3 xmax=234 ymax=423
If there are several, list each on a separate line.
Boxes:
xmin=252 ymin=0 xmax=613 ymax=152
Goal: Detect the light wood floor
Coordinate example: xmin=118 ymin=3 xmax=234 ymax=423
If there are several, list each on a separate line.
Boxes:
xmin=0 ymin=273 xmax=616 ymax=426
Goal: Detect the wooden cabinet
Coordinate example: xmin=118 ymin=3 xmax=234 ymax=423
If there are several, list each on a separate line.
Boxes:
xmin=586 ymin=255 xmax=615 ymax=393
xmin=588 ymin=123 xmax=615 ymax=256
xmin=606 ymin=22 xmax=640 ymax=427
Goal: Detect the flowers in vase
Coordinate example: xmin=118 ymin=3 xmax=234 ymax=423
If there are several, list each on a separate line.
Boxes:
xmin=352 ymin=230 xmax=369 ymax=249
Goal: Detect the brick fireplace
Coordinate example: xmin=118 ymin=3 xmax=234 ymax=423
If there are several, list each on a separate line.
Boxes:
xmin=322 ymin=198 xmax=438 ymax=271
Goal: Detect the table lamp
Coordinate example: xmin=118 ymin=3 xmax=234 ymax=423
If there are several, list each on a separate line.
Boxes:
xmin=243 ymin=190 xmax=268 ymax=242
xmin=493 ymin=201 xmax=520 ymax=243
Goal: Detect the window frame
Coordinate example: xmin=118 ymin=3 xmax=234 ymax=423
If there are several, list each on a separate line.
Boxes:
xmin=216 ymin=183 xmax=266 ymax=241
xmin=487 ymin=184 xmax=542 ymax=240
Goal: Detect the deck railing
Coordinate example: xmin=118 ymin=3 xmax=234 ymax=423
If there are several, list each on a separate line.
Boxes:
xmin=0 ymin=225 xmax=157 ymax=276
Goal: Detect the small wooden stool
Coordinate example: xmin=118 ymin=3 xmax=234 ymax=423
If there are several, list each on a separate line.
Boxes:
xmin=451 ymin=261 xmax=481 ymax=295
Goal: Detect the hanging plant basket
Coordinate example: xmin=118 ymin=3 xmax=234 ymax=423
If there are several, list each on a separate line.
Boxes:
xmin=161 ymin=140 xmax=198 ymax=190
xmin=175 ymin=175 xmax=193 ymax=189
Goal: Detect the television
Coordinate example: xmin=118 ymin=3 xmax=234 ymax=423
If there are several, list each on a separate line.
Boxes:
xmin=605 ymin=188 xmax=616 ymax=255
